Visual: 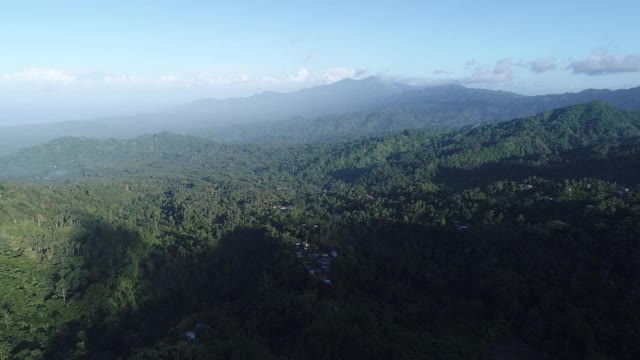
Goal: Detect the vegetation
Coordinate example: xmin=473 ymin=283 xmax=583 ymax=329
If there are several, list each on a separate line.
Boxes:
xmin=0 ymin=101 xmax=639 ymax=359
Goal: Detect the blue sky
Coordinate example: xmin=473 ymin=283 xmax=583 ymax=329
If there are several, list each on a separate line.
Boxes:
xmin=1 ymin=0 xmax=639 ymax=123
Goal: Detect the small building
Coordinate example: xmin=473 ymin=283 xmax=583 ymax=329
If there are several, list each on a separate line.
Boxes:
xmin=184 ymin=331 xmax=196 ymax=340
xmin=618 ymin=188 xmax=630 ymax=195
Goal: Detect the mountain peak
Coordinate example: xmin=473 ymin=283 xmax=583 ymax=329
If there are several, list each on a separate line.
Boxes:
xmin=332 ymin=75 xmax=382 ymax=84
xmin=326 ymin=76 xmax=386 ymax=88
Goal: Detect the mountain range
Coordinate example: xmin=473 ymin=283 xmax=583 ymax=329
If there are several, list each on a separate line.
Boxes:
xmin=0 ymin=77 xmax=639 ymax=155
xmin=3 ymin=101 xmax=639 ymax=186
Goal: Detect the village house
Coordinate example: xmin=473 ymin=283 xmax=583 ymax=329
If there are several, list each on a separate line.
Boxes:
xmin=296 ymin=242 xmax=336 ymax=285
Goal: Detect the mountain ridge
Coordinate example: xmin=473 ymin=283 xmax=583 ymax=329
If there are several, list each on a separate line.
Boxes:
xmin=1 ymin=78 xmax=639 ymax=156
xmin=3 ymin=101 xmax=639 ymax=184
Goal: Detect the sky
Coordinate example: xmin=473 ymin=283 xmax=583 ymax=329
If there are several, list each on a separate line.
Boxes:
xmin=1 ymin=0 xmax=639 ymax=124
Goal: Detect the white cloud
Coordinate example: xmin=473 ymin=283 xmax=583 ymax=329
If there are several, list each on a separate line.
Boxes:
xmin=0 ymin=65 xmax=367 ymax=94
xmin=201 ymin=73 xmax=250 ymax=86
xmin=569 ymin=51 xmax=640 ymax=75
xmin=462 ymin=58 xmax=513 ymax=84
xmin=528 ymin=58 xmax=557 ymax=73
xmin=321 ymin=67 xmax=358 ymax=83
xmin=288 ymin=67 xmax=310 ymax=82
xmin=1 ymin=68 xmax=76 ymax=84
xmin=103 ymin=74 xmax=141 ymax=85
xmin=159 ymin=74 xmax=184 ymax=83
xmin=261 ymin=75 xmax=282 ymax=84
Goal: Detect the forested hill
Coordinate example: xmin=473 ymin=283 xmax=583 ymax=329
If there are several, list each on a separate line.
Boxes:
xmin=343 ymin=101 xmax=640 ymax=190
xmin=0 ymin=132 xmax=297 ymax=180
xmin=2 ymin=101 xmax=639 ymax=187
xmin=435 ymin=100 xmax=640 ymax=168
xmin=288 ymin=101 xmax=640 ymax=190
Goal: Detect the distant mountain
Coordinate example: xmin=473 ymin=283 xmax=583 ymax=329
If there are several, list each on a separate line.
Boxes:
xmin=198 ymin=84 xmax=640 ymax=143
xmin=529 ymin=86 xmax=640 ymax=111
xmin=179 ymin=76 xmax=413 ymax=114
xmin=109 ymin=76 xmax=417 ymax=131
xmin=1 ymin=78 xmax=639 ymax=155
xmin=3 ymin=102 xmax=640 ymax=185
xmin=389 ymin=83 xmax=525 ymax=104
xmin=0 ymin=77 xmax=416 ymax=155
xmin=389 ymin=84 xmax=640 ymax=110
xmin=0 ymin=121 xmax=130 ymax=157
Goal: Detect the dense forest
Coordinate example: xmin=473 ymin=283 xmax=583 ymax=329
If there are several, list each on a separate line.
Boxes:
xmin=1 ymin=101 xmax=640 ymax=359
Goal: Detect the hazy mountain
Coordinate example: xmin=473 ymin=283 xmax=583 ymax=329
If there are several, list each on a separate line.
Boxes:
xmin=196 ymin=85 xmax=640 ymax=144
xmin=0 ymin=77 xmax=415 ymax=156
xmin=0 ymin=121 xmax=131 ymax=157
xmin=3 ymin=101 xmax=639 ymax=183
xmin=177 ymin=76 xmax=414 ymax=117
xmin=389 ymin=83 xmax=526 ymax=103
xmin=1 ymin=78 xmax=639 ymax=156
xmin=104 ymin=76 xmax=417 ymax=131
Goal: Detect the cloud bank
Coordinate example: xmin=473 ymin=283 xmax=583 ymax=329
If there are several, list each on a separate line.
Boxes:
xmin=1 ymin=68 xmax=76 ymax=84
xmin=462 ymin=58 xmax=513 ymax=84
xmin=0 ymin=66 xmax=367 ymax=93
xmin=569 ymin=51 xmax=640 ymax=75
xmin=528 ymin=58 xmax=557 ymax=73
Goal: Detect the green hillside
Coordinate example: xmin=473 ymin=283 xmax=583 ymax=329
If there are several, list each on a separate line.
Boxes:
xmin=0 ymin=102 xmax=639 ymax=359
